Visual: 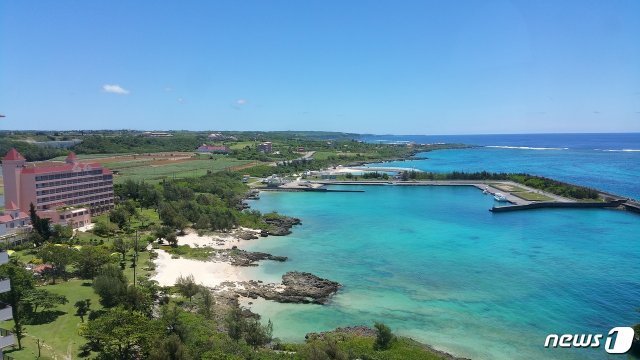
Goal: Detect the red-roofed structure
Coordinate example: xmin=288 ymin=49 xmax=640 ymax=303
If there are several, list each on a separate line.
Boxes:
xmin=1 ymin=148 xmax=114 ymax=215
xmin=3 ymin=148 xmax=25 ymax=161
xmin=65 ymin=152 xmax=78 ymax=163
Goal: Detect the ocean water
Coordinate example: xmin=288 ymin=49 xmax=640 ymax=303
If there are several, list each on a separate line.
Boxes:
xmin=245 ymin=186 xmax=640 ymax=360
xmin=362 ymin=133 xmax=640 ymax=199
xmin=240 ymin=134 xmax=640 ymax=360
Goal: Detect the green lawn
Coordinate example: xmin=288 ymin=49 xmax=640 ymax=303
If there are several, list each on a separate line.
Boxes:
xmin=512 ymin=191 xmax=554 ymax=201
xmin=110 ymin=158 xmax=251 ymax=183
xmin=2 ymin=280 xmax=102 ymax=360
xmin=228 ymin=141 xmax=256 ymax=150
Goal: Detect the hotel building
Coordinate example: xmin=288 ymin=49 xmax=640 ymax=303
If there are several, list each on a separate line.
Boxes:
xmin=2 ymin=149 xmax=115 ymax=216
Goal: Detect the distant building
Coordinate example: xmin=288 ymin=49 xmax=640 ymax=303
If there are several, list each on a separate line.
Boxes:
xmin=296 ymin=146 xmax=305 ymax=152
xmin=142 ymin=131 xmax=173 ymax=138
xmin=207 ymin=133 xmax=237 ymax=141
xmin=196 ymin=144 xmax=230 ymax=154
xmin=258 ymin=142 xmax=273 ymax=153
xmin=320 ymin=171 xmax=338 ymax=179
xmin=2 ymin=149 xmax=114 ymax=215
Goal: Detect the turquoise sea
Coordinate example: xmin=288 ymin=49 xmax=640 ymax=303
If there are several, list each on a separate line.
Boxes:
xmin=242 ymin=137 xmax=640 ymax=360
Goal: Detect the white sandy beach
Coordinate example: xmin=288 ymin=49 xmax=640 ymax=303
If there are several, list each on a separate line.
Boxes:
xmin=150 ymin=227 xmax=263 ymax=288
xmin=151 ymin=248 xmax=247 ymax=287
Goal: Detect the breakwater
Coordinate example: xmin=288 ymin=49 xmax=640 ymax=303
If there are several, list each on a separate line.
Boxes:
xmin=490 ymin=200 xmax=626 ymax=212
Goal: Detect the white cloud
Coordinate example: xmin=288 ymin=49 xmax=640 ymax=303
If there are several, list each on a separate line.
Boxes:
xmin=235 ymin=99 xmax=247 ymax=105
xmin=102 ymin=84 xmax=130 ymax=95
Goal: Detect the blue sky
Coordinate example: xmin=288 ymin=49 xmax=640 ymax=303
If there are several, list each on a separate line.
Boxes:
xmin=1 ymin=0 xmax=639 ymax=134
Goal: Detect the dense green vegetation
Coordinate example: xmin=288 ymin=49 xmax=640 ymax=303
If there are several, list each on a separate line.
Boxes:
xmin=71 ymin=134 xmax=206 ymax=154
xmin=395 ymin=171 xmax=600 ymax=200
xmin=0 ymin=138 xmax=66 ymax=161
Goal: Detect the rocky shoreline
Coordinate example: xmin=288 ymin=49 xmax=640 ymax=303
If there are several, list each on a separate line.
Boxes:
xmin=232 ymin=271 xmax=341 ymax=304
xmin=156 ymin=179 xmax=471 ymax=359
xmin=221 ymin=247 xmax=287 ymax=266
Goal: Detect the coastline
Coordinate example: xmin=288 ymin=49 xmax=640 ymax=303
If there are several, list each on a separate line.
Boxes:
xmin=150 ymin=197 xmax=471 ymax=360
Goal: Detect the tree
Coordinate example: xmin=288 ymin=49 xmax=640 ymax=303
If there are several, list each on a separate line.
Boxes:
xmin=38 ymin=244 xmax=76 ymax=283
xmin=27 ymin=231 xmax=45 ymax=247
xmin=93 ymin=219 xmax=117 ymax=237
xmin=225 ymin=305 xmax=245 ymax=342
xmin=166 ymin=232 xmax=178 ymax=247
xmin=29 ymin=203 xmax=51 ymax=240
xmin=81 ymin=307 xmax=161 ymax=359
xmin=112 ymin=238 xmax=130 ymax=261
xmin=175 ymin=275 xmax=198 ymax=302
xmin=51 ymin=224 xmax=73 ymax=242
xmin=0 ymin=261 xmax=35 ymax=349
xmin=75 ymin=246 xmax=112 ymax=279
xmin=93 ymin=264 xmax=127 ymax=307
xmin=244 ymin=318 xmax=273 ymax=349
xmin=22 ymin=288 xmax=68 ymax=314
xmin=197 ymin=286 xmax=214 ymax=319
xmin=122 ymin=285 xmax=153 ymax=316
xmin=148 ymin=333 xmax=187 ymax=360
xmin=109 ymin=206 xmax=129 ymax=229
xmin=75 ymin=299 xmax=90 ymax=322
xmin=373 ymin=322 xmax=394 ymax=350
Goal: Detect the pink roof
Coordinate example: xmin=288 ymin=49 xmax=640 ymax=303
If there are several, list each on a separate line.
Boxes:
xmin=21 ymin=162 xmax=104 ymax=175
xmin=3 ymin=148 xmax=25 ymax=161
xmin=66 ymin=152 xmax=77 ymax=162
xmin=5 ymin=201 xmax=19 ymax=210
xmin=0 ymin=211 xmax=28 ymax=223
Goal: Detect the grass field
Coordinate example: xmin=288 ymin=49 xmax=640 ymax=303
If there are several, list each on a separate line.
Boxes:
xmin=1 ymin=280 xmax=101 ymax=360
xmin=109 ymin=158 xmax=252 ymax=183
xmin=228 ymin=141 xmax=256 ymax=150
xmin=511 ymin=191 xmax=554 ymax=201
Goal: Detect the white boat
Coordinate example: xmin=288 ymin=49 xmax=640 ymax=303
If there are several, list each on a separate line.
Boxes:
xmin=494 ymin=193 xmax=508 ymax=202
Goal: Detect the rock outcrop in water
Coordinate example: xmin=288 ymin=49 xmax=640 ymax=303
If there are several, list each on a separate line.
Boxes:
xmin=236 ymin=271 xmax=341 ymax=304
xmin=264 ymin=216 xmax=301 ymax=236
xmin=219 ymin=247 xmax=287 ymax=266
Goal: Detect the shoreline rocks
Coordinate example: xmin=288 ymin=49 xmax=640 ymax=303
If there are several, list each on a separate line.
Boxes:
xmin=264 ymin=216 xmax=301 ymax=236
xmin=236 ymin=271 xmax=341 ymax=304
xmin=219 ymin=247 xmax=287 ymax=266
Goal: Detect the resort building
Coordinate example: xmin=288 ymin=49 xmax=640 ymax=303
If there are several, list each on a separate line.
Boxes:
xmin=0 ymin=249 xmax=16 ymax=354
xmin=39 ymin=206 xmax=92 ymax=229
xmin=0 ymin=201 xmax=31 ymax=243
xmin=196 ymin=144 xmax=230 ymax=154
xmin=2 ymin=149 xmax=115 ymax=215
xmin=142 ymin=131 xmax=173 ymax=138
xmin=258 ymin=142 xmax=273 ymax=153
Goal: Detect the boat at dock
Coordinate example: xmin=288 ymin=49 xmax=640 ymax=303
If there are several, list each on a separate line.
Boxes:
xmin=494 ymin=193 xmax=508 ymax=202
